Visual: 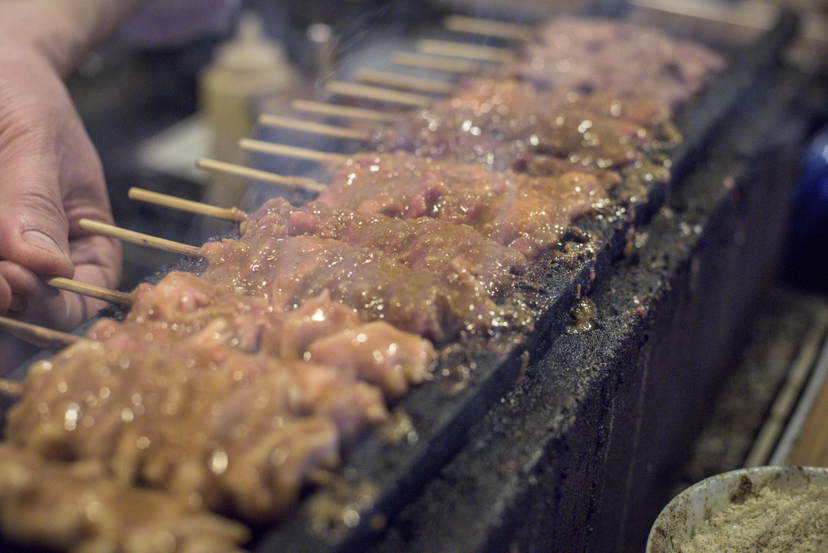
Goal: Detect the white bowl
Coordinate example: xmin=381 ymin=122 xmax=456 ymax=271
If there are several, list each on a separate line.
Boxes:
xmin=646 ymin=466 xmax=828 ymax=553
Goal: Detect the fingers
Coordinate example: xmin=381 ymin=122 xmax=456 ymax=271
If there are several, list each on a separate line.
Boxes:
xmin=0 ymin=46 xmax=122 ymax=330
xmin=0 ymin=261 xmax=108 ymax=333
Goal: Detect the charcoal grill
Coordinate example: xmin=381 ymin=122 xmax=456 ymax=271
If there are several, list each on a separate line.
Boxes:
xmin=0 ymin=3 xmax=821 ymax=553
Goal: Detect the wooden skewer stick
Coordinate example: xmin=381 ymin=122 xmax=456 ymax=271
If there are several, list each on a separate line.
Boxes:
xmin=415 ymin=39 xmax=515 ymax=63
xmin=239 ymin=139 xmax=347 ymax=165
xmin=444 ymin=15 xmax=533 ymax=41
xmin=0 ymin=315 xmax=83 ymax=346
xmin=129 ymin=187 xmax=247 ymax=223
xmin=325 ymin=81 xmax=432 ymax=107
xmin=258 ymin=114 xmax=369 ymax=141
xmin=391 ymin=51 xmax=481 ymax=74
xmin=355 ymin=68 xmax=454 ymax=94
xmin=196 ymin=159 xmax=327 ymax=193
xmin=291 ymin=99 xmax=403 ymax=123
xmin=47 ymin=277 xmax=133 ymax=307
xmin=79 ymin=219 xmax=202 ymax=258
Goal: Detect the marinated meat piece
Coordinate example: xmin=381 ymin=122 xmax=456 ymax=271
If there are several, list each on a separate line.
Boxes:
xmin=516 ymin=153 xmax=623 ymax=189
xmin=307 ymin=321 xmax=436 ymax=398
xmin=90 ymin=274 xmax=437 ymax=397
xmin=315 ymin=151 xmax=606 ymax=258
xmin=369 ymin=77 xmax=670 ymax=172
xmin=0 ymin=443 xmax=249 ymax=553
xmin=246 ymin=197 xmax=527 ymax=294
xmin=503 ymin=16 xmax=726 ymax=109
xmin=448 ymin=77 xmax=673 ymax=127
xmin=267 ymin=291 xmax=437 ymax=396
xmin=268 ymin=289 xmax=362 ymax=358
xmin=6 ymin=330 xmax=388 ymax=523
xmin=212 ymin=415 xmax=339 ymax=522
xmin=123 ymin=271 xmax=286 ymax=353
xmin=200 ymin=233 xmax=509 ymax=343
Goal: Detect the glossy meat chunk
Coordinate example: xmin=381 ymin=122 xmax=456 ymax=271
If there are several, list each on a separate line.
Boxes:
xmin=0 ymin=443 xmax=250 ymax=553
xmin=369 ymin=77 xmax=673 ymax=172
xmin=504 ymin=16 xmax=726 ymax=109
xmin=200 ymin=233 xmax=509 ymax=344
xmin=103 ymin=272 xmax=437 ymax=396
xmin=316 ymin=151 xmax=606 ymax=258
xmin=247 ymin=197 xmax=528 ymax=294
xmin=5 ymin=329 xmax=388 ymax=523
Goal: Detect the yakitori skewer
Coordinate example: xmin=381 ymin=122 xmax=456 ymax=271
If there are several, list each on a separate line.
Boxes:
xmin=128 ymin=188 xmax=247 ymax=223
xmin=79 ymin=219 xmax=202 ymax=258
xmin=355 ymin=68 xmax=454 ymax=94
xmin=258 ymin=114 xmax=369 ymax=141
xmin=196 ymin=158 xmax=327 ymax=193
xmin=238 ymin=139 xmax=347 ymax=165
xmin=290 ymin=99 xmax=403 ymax=123
xmin=0 ymin=315 xmax=82 ymax=347
xmin=414 ymin=38 xmax=514 ymax=63
xmin=391 ymin=51 xmax=480 ymax=73
xmin=128 ymin=190 xmax=248 ymax=223
xmin=47 ymin=277 xmax=133 ymax=307
xmin=325 ymin=81 xmax=432 ymax=107
xmin=443 ymin=14 xmax=533 ymax=41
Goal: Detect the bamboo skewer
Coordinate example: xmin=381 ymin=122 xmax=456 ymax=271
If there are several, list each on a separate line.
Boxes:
xmin=325 ymin=81 xmax=432 ymax=107
xmin=291 ymin=100 xmax=403 ymax=123
xmin=415 ymin=38 xmax=515 ymax=63
xmin=47 ymin=277 xmax=133 ymax=307
xmin=0 ymin=316 xmax=83 ymax=346
xmin=355 ymin=69 xmax=454 ymax=94
xmin=391 ymin=51 xmax=481 ymax=74
xmin=239 ymin=139 xmax=347 ymax=165
xmin=130 ymin=194 xmax=252 ymax=226
xmin=443 ymin=14 xmax=533 ymax=41
xmin=197 ymin=159 xmax=327 ymax=193
xmin=258 ymin=114 xmax=370 ymax=141
xmin=129 ymin=188 xmax=247 ymax=223
xmin=79 ymin=219 xmax=202 ymax=258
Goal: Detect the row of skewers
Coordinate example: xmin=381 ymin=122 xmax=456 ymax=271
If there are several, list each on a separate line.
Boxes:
xmin=0 ymin=14 xmax=727 ymax=553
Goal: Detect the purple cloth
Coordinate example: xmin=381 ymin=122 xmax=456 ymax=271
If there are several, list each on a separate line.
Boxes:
xmin=120 ymin=0 xmax=241 ymax=48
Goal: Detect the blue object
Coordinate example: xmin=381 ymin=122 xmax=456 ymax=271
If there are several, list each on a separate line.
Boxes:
xmin=786 ymin=126 xmax=828 ymax=291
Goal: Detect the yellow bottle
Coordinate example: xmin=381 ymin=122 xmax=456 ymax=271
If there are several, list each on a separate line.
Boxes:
xmin=199 ymin=12 xmax=297 ymax=206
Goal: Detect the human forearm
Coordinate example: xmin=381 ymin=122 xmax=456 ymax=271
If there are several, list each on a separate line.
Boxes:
xmin=0 ymin=0 xmax=153 ymax=76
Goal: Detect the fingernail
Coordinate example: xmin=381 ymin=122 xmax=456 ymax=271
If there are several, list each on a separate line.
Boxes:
xmin=9 ymin=294 xmax=27 ymax=312
xmin=22 ymin=230 xmax=71 ymax=262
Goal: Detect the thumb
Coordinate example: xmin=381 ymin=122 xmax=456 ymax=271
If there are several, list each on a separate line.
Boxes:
xmin=0 ymin=48 xmax=77 ymax=280
xmin=21 ymin=226 xmax=75 ymax=275
xmin=0 ymin=167 xmax=75 ymax=279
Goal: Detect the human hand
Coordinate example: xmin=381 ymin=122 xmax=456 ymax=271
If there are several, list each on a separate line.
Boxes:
xmin=0 ymin=42 xmax=121 ymax=332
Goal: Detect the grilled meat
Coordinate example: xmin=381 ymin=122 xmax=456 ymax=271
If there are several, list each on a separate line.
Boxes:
xmin=368 ymin=77 xmax=674 ymax=173
xmin=315 ymin=151 xmax=607 ymax=258
xmin=119 ymin=271 xmax=437 ymax=393
xmin=246 ymin=197 xmax=528 ymax=294
xmin=0 ymin=443 xmax=250 ymax=553
xmin=199 ymin=232 xmax=511 ymax=344
xmin=504 ymin=16 xmax=727 ymax=109
xmin=6 ymin=326 xmax=389 ymax=523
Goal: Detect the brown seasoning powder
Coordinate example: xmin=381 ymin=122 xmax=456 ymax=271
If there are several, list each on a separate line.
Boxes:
xmin=681 ymin=483 xmax=828 ymax=552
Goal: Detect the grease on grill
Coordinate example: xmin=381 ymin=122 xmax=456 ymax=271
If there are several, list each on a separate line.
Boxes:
xmin=568 ymin=297 xmax=598 ymax=333
xmin=307 ymin=475 xmax=380 ymax=536
xmin=378 ymin=408 xmax=418 ymax=445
